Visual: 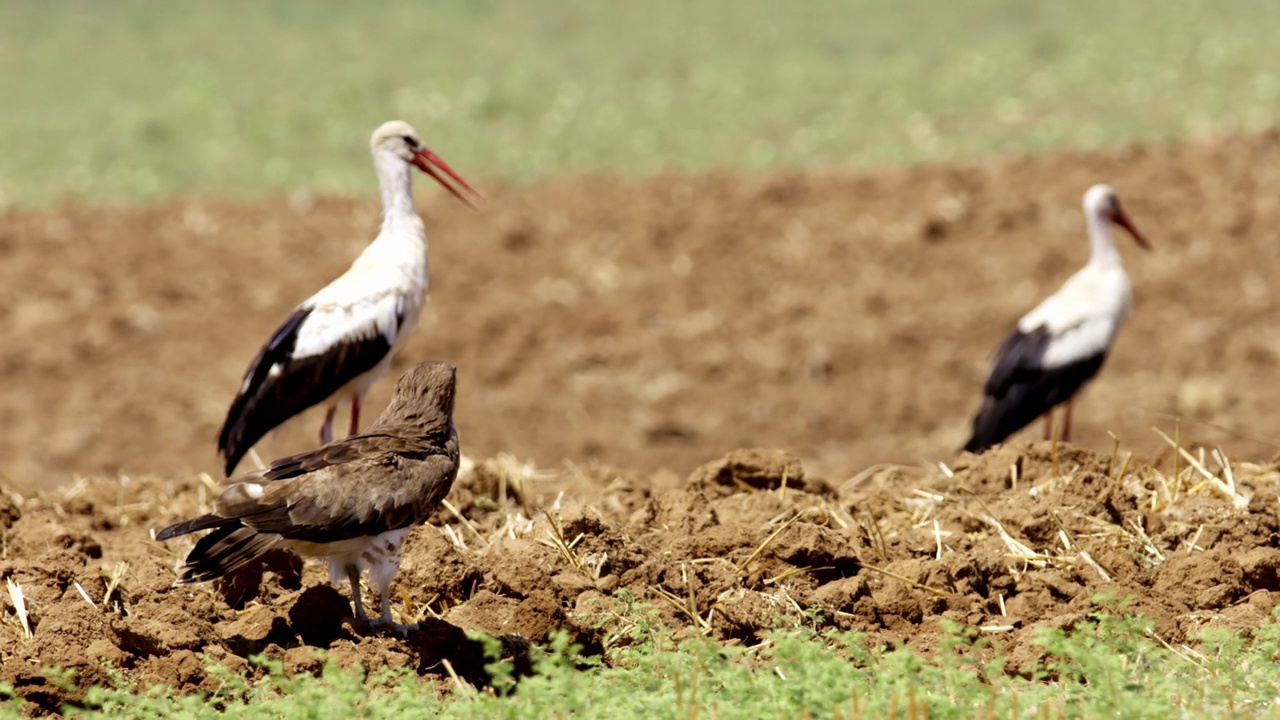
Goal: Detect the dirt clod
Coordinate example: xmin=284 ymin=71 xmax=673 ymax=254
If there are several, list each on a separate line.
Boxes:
xmin=690 ymin=448 xmax=806 ymax=493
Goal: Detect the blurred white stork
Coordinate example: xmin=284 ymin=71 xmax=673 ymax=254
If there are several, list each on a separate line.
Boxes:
xmin=216 ymin=120 xmax=480 ymax=476
xmin=964 ymin=184 xmax=1151 ymax=454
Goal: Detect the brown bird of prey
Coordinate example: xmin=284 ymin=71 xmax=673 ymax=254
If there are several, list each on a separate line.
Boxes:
xmin=158 ymin=361 xmax=460 ymax=625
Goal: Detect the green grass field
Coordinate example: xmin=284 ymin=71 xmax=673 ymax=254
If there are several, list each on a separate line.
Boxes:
xmin=2 ymin=0 xmax=1278 ymax=206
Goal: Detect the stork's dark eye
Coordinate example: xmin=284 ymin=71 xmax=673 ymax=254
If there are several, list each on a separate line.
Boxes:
xmin=402 ymin=135 xmax=418 ymax=149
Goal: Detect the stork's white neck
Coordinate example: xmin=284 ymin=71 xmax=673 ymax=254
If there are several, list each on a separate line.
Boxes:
xmin=375 ymin=150 xmax=419 ymax=229
xmin=1084 ymin=205 xmax=1121 ymax=271
xmin=358 ymin=149 xmax=428 ymax=283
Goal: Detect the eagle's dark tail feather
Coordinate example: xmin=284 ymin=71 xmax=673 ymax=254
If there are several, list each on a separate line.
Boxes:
xmin=156 ymin=514 xmax=230 ymax=542
xmin=170 ymin=523 xmax=283 ymax=584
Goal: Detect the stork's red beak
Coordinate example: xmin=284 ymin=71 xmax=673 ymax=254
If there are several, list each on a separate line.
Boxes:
xmin=412 ymin=149 xmax=483 ymax=210
xmin=1112 ymin=208 xmax=1151 ymax=250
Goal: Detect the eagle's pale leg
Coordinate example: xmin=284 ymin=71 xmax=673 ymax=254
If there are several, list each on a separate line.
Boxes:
xmin=379 ymin=587 xmax=392 ymax=624
xmin=1042 ymin=411 xmax=1054 ymax=441
xmin=345 ymin=564 xmax=367 ymax=622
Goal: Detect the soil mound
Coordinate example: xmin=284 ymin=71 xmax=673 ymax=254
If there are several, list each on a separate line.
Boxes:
xmin=3 ymin=443 xmax=1277 ymax=711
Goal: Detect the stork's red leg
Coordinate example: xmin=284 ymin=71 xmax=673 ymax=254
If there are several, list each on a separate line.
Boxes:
xmin=321 ymin=406 xmax=337 ymax=445
xmin=349 ymin=393 xmax=362 ymax=437
xmin=1062 ymin=400 xmax=1074 ymax=443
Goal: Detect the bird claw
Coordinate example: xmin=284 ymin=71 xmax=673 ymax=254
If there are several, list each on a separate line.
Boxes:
xmin=386 ymin=621 xmax=415 ymax=638
xmin=353 ymin=613 xmax=415 ymax=637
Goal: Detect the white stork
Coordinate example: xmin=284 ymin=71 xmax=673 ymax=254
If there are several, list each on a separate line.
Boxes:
xmin=963 ymin=184 xmax=1151 ymax=454
xmin=164 ymin=361 xmax=459 ymax=626
xmin=216 ymin=121 xmax=479 ymax=476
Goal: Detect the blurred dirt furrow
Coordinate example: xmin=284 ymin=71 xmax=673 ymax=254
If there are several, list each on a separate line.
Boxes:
xmin=2 ymin=131 xmax=1280 ymax=488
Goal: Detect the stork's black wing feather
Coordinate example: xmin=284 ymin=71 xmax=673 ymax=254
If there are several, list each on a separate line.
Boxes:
xmin=215 ymin=306 xmax=394 ymax=476
xmin=964 ymin=326 xmax=1106 ymax=453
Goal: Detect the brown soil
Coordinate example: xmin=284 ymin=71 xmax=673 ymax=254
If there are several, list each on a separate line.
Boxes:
xmin=4 ymin=131 xmax=1280 ymax=711
xmin=4 ymin=131 xmax=1280 ymax=487
xmin=2 ymin=443 xmax=1280 ymax=713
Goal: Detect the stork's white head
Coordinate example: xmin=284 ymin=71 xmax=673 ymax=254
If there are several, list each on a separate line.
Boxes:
xmin=370 ymin=120 xmax=482 ymax=209
xmin=1083 ymin=184 xmax=1150 ymax=249
xmin=371 ymin=120 xmax=427 ymax=163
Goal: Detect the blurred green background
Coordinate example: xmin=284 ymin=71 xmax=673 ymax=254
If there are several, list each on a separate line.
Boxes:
xmin=3 ymin=0 xmax=1278 ymax=206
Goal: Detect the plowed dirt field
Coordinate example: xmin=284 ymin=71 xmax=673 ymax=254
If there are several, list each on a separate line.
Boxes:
xmin=3 ymin=131 xmax=1280 ymax=711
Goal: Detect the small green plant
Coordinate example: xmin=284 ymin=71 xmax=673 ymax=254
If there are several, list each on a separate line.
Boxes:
xmin=43 ymin=610 xmax=1280 ymax=718
xmin=40 ymin=666 xmax=77 ymax=694
xmin=466 ymin=630 xmax=518 ymax=695
xmin=582 ymin=588 xmax=671 ymax=652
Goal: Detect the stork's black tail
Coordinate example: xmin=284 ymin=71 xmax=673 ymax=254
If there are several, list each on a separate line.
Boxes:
xmin=963 ymin=394 xmax=1032 ymax=454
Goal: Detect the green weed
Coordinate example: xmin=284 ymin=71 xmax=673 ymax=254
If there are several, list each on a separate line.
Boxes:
xmin=15 ymin=609 xmax=1280 ymax=719
xmin=2 ymin=1 xmax=1278 ymax=206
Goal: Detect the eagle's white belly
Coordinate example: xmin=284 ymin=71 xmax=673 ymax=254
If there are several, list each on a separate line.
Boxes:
xmin=284 ymin=527 xmax=412 ymax=593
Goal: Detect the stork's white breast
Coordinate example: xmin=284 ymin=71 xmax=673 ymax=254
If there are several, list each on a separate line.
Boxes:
xmin=1017 ymin=265 xmax=1132 ymax=369
xmin=291 ymin=259 xmax=427 ymax=360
